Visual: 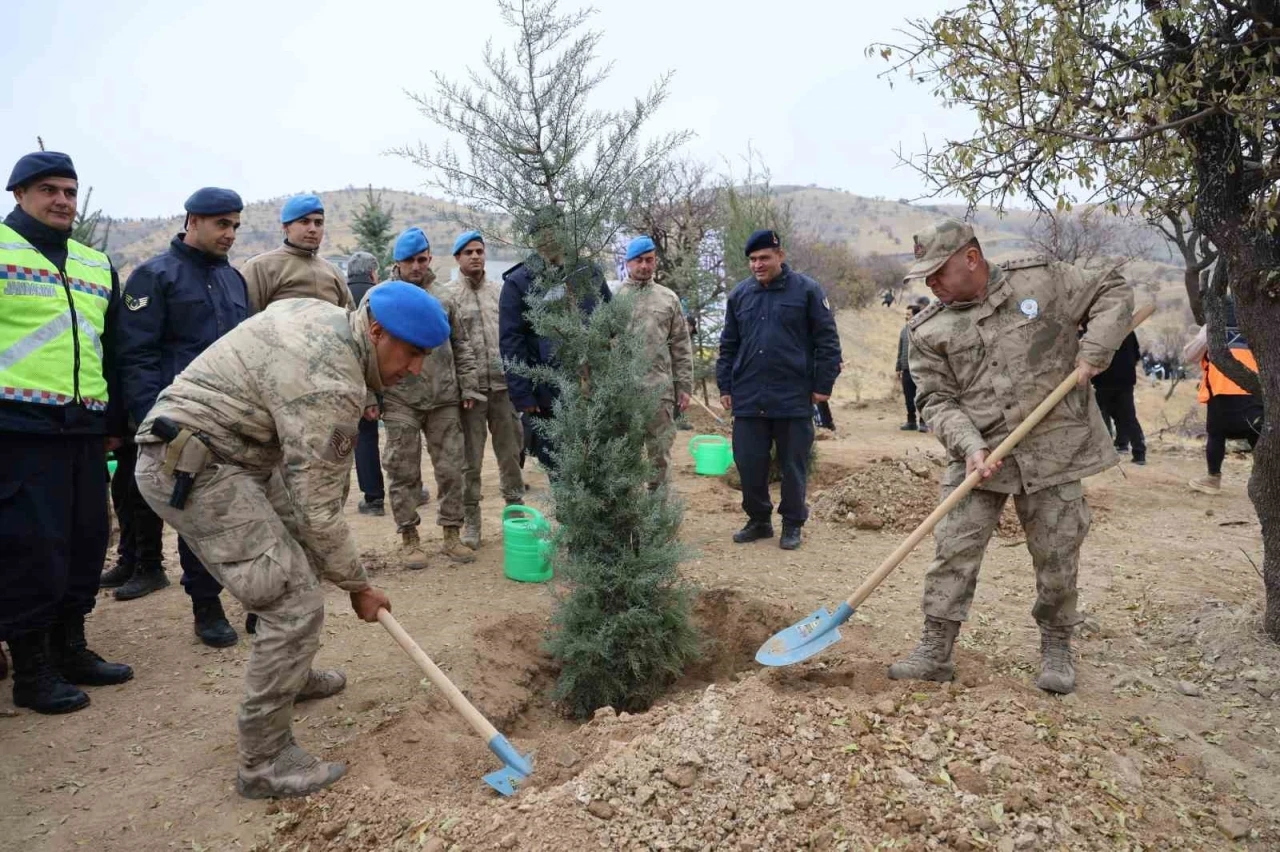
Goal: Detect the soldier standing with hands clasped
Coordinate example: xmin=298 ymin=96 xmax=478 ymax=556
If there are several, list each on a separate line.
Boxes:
xmin=891 ymin=218 xmax=1131 ymax=695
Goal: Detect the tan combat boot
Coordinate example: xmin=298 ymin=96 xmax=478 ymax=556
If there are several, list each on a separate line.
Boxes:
xmin=296 ymin=669 xmax=346 ymax=702
xmin=1036 ymin=625 xmax=1076 ymax=694
xmin=1188 ymin=473 xmax=1222 ymax=495
xmin=399 ymin=527 xmax=428 ymax=571
xmin=461 ymin=506 xmax=481 ymax=550
xmin=888 ymin=616 xmax=961 ymax=682
xmin=441 ymin=527 xmax=477 ymax=563
xmin=236 ymin=741 xmax=346 ymax=800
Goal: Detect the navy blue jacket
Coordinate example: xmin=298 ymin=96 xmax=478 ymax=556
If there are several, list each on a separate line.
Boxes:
xmin=499 ymin=254 xmax=611 ymax=412
xmin=716 ymin=264 xmax=843 ymax=418
xmin=0 ymin=207 xmax=126 ymax=437
xmin=116 ymin=235 xmax=249 ymax=427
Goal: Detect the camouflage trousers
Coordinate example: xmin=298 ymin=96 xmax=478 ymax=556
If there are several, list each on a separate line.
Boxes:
xmin=383 ymin=402 xmax=465 ymax=530
xmin=135 ymin=448 xmax=325 ymax=767
xmin=922 ymin=480 xmax=1089 ymax=628
xmin=460 ymin=389 xmax=525 ymax=507
xmin=645 ymin=402 xmax=676 ymax=488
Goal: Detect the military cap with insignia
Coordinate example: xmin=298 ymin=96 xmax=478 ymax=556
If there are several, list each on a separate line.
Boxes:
xmin=744 ymin=229 xmax=782 ymax=256
xmin=903 ymin=217 xmax=976 ymax=282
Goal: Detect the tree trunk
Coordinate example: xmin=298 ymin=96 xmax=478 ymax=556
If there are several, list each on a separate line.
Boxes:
xmin=1238 ymin=289 xmax=1280 ymax=641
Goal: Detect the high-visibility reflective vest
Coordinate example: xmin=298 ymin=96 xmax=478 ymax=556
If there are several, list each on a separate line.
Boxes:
xmin=0 ymin=222 xmax=112 ymax=411
xmin=1198 ymin=334 xmax=1258 ymax=403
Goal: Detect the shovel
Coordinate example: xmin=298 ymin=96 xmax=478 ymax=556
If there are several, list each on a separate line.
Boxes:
xmin=378 ymin=610 xmax=533 ymax=795
xmin=755 ymin=299 xmax=1156 ymax=667
xmin=689 ymin=394 xmax=727 ymax=425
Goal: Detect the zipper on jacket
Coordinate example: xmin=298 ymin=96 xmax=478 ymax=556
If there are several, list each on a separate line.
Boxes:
xmin=57 ymin=269 xmax=83 ymax=404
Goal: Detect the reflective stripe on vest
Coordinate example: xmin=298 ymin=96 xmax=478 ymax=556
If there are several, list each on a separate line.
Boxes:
xmin=0 ymin=223 xmax=111 ymax=411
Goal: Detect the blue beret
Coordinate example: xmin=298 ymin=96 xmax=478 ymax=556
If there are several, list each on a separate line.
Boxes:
xmin=451 ymin=230 xmax=484 ymax=256
xmin=280 ymin=193 xmax=324 ymax=224
xmin=6 ymin=151 xmax=77 ymax=192
xmin=625 ymin=235 xmax=657 ymax=262
xmin=393 ymin=227 xmax=431 ymax=262
xmin=184 ymin=187 xmax=244 ymax=216
xmin=367 ymin=281 xmax=451 ymax=349
xmin=744 ymin=229 xmax=782 ymax=256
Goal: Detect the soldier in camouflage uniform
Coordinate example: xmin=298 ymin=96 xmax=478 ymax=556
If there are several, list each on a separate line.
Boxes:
xmin=134 ymin=283 xmax=450 ymax=798
xmin=439 ymin=231 xmax=525 ymax=549
xmin=617 ymin=236 xmax=694 ymax=488
xmin=890 ymin=218 xmax=1132 ymax=695
xmin=383 ymin=228 xmax=482 ymax=568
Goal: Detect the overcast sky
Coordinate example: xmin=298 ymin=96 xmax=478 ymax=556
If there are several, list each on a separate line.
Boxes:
xmin=6 ymin=0 xmax=976 ymax=220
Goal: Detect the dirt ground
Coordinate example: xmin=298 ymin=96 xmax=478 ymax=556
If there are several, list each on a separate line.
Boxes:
xmin=2 ymin=378 xmax=1276 ymax=851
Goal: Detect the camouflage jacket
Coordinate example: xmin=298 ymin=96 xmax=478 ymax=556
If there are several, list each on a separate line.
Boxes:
xmin=240 ymin=243 xmax=353 ymax=314
xmin=381 ymin=270 xmax=482 ymax=417
xmin=908 ymin=257 xmax=1132 ymax=494
xmin=440 ymin=274 xmax=504 ymax=392
xmin=617 ymin=279 xmax=694 ymax=403
xmin=137 ymin=299 xmax=382 ymax=591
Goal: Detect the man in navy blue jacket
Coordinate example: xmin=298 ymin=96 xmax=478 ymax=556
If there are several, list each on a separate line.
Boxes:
xmin=717 ymin=230 xmax=842 ymax=550
xmin=114 ymin=187 xmax=249 ymax=647
xmin=498 ymin=206 xmax=611 ymax=470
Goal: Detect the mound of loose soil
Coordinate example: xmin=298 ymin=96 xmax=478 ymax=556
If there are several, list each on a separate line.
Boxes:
xmin=813 ymin=454 xmax=1022 ymax=537
xmin=253 ymin=591 xmax=1274 ymax=852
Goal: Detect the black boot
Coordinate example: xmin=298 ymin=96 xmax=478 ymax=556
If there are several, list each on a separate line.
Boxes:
xmin=733 ymin=519 xmax=775 ymax=544
xmin=245 ymin=613 xmax=258 ymax=635
xmin=114 ymin=562 xmax=169 ymax=601
xmin=52 ymin=616 xmax=134 ymax=686
xmin=779 ymin=524 xmax=803 ymax=550
xmin=193 ymin=598 xmax=239 ymax=648
xmin=99 ymin=556 xmax=136 ymax=589
xmin=9 ymin=631 xmax=90 ymax=714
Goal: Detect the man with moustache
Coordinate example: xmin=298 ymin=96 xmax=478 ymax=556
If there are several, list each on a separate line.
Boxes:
xmin=241 ymin=194 xmax=352 ymax=312
xmin=381 ymin=227 xmax=481 ymax=568
xmin=111 ymin=188 xmax=250 ymax=647
xmin=440 ymin=230 xmax=524 ymax=548
xmin=0 ymin=151 xmax=133 ymax=714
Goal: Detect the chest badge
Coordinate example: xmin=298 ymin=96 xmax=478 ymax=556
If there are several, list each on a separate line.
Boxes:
xmin=1019 ymin=298 xmax=1039 ymax=319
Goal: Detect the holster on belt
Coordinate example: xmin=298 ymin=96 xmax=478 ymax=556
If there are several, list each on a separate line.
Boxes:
xmin=150 ymin=416 xmax=212 ymax=509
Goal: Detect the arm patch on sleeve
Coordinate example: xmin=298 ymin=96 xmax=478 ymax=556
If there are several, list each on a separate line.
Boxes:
xmin=321 ymin=424 xmax=358 ymax=463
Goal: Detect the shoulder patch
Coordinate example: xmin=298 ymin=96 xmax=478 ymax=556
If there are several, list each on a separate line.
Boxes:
xmin=320 ymin=423 xmax=358 ymax=464
xmin=124 ymin=294 xmax=150 ymax=311
xmin=999 ymin=254 xmax=1050 ymax=272
xmin=908 ymin=300 xmax=943 ymax=330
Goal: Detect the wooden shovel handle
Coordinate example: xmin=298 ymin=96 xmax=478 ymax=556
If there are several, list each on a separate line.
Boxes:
xmin=841 ymin=301 xmax=1154 ymax=611
xmin=378 ymin=609 xmax=499 ymax=742
xmin=689 ymin=394 xmax=726 ymax=424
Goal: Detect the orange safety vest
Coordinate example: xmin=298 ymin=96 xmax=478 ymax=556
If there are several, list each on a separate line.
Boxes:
xmin=1198 ymin=347 xmax=1258 ymax=402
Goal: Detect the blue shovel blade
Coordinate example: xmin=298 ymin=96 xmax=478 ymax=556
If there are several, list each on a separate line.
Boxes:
xmin=484 ymin=733 xmax=534 ymax=797
xmin=755 ymin=602 xmax=854 ymax=667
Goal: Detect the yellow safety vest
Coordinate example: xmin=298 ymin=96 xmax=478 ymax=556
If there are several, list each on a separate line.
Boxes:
xmin=0 ymin=222 xmax=112 ymax=411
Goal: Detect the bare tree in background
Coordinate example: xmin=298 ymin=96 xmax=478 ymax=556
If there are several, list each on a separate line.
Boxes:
xmin=1025 ymin=207 xmax=1139 ymax=270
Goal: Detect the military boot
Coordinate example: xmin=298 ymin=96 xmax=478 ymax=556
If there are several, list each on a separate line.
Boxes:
xmin=52 ymin=615 xmax=134 ymax=686
xmin=461 ymin=506 xmax=481 ymax=550
xmin=236 ymin=741 xmax=346 ymax=800
xmin=296 ymin=669 xmax=347 ymax=702
xmin=1036 ymin=625 xmax=1076 ymax=694
xmin=193 ymin=598 xmax=239 ymax=648
xmin=441 ymin=527 xmax=477 ymax=563
xmin=399 ymin=527 xmax=429 ymax=570
xmin=888 ymin=616 xmax=961 ymax=682
xmin=733 ymin=519 xmax=774 ymax=544
xmin=114 ymin=562 xmax=169 ymax=601
xmin=9 ymin=631 xmax=90 ymax=714
xmin=99 ymin=555 xmax=136 ymax=589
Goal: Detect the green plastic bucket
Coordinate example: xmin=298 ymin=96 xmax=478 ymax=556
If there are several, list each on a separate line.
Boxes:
xmin=689 ymin=435 xmax=732 ymax=476
xmin=106 ymin=452 xmax=117 ymax=479
xmin=502 ymin=505 xmax=553 ymax=583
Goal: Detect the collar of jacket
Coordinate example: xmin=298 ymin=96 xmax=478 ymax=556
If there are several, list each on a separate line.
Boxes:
xmin=170 ymin=233 xmax=230 ymax=267
xmin=625 ymin=275 xmax=654 ymax=288
xmin=348 ymin=272 xmax=375 ymax=286
xmin=4 ymin=205 xmax=71 ymax=255
xmin=407 ymin=268 xmax=437 ymax=291
xmin=348 ymin=302 xmax=384 ymax=393
xmin=462 ymin=272 xmax=486 ymax=290
xmin=282 ymin=240 xmax=317 ymax=258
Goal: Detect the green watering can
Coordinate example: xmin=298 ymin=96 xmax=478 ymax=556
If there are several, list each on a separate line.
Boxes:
xmin=106 ymin=452 xmax=118 ymax=478
xmin=502 ymin=505 xmax=553 ymax=583
xmin=689 ymin=434 xmax=732 ymax=476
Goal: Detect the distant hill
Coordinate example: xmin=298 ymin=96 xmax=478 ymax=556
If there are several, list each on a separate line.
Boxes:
xmin=102 ymin=185 xmax=1186 ymax=302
